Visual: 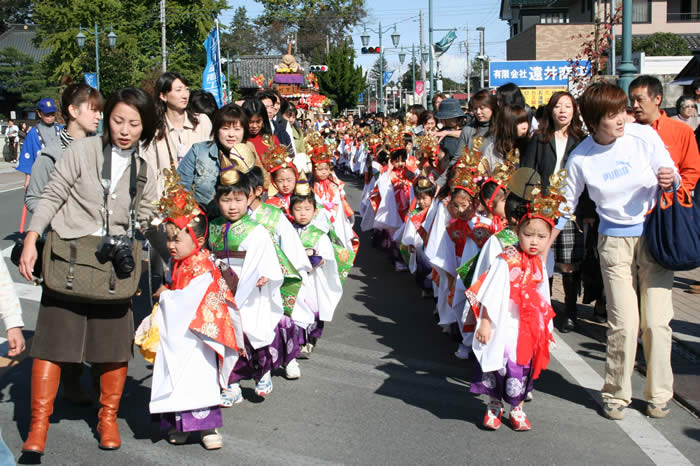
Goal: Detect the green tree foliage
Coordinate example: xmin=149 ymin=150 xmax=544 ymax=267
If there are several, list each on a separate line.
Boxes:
xmin=316 ymin=43 xmax=364 ymax=114
xmin=0 ymin=47 xmax=57 ymax=109
xmin=400 ymin=57 xmax=424 ymax=92
xmin=367 ymin=56 xmax=389 ymax=95
xmin=614 ymin=33 xmax=689 ymax=57
xmin=254 ymin=0 xmax=367 ymax=58
xmin=32 ymin=0 xmax=226 ymax=98
xmin=220 ymin=6 xmax=262 ymax=56
xmin=0 ymin=0 xmax=32 ymax=33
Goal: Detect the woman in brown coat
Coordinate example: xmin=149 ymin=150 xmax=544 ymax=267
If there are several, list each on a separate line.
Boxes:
xmin=18 ymin=87 xmax=158 ymax=454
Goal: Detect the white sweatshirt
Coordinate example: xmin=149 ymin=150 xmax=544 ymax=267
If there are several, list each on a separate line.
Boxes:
xmin=557 ymin=123 xmax=677 ymax=237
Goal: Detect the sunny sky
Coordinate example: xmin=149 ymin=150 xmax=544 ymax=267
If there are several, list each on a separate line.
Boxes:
xmin=219 ymin=0 xmax=509 ymax=85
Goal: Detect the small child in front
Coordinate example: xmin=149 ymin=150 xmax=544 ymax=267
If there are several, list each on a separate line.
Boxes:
xmin=466 ymin=172 xmax=567 ymax=431
xmin=148 ymin=173 xmax=241 ymax=450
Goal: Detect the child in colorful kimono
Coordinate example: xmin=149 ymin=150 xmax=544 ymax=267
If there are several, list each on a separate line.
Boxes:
xmin=306 ymin=137 xmax=359 ymax=253
xmin=208 ymin=144 xmax=285 ymax=403
xmin=466 ymin=172 xmax=567 ymax=432
xmin=147 ymin=174 xmax=241 ymax=450
xmin=289 ymin=179 xmax=354 ymax=355
xmin=247 ymin=165 xmax=312 ymax=381
xmin=399 ymin=176 xmax=436 ymax=297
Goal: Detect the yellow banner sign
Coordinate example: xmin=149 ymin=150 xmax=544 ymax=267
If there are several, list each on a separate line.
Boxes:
xmin=521 ymin=88 xmax=567 ymax=108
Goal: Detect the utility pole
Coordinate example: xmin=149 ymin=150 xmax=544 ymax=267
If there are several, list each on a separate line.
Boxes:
xmin=160 ymin=0 xmax=167 ymax=72
xmin=326 ymin=34 xmax=330 ymax=55
xmin=617 ymin=0 xmax=637 ymax=96
xmin=477 ymin=26 xmax=485 ymax=89
xmin=466 ymin=24 xmax=470 ymax=98
xmin=428 ymin=0 xmax=434 ymax=108
xmin=420 ymin=10 xmax=427 ymax=108
xmin=610 ymin=0 xmax=616 ymax=75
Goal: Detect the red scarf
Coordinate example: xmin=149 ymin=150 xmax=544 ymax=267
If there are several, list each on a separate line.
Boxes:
xmin=170 ymin=249 xmax=240 ymax=353
xmin=391 ymin=168 xmax=412 ymax=222
xmin=410 ymin=208 xmax=429 ymax=241
xmin=266 ymin=192 xmax=292 ymax=220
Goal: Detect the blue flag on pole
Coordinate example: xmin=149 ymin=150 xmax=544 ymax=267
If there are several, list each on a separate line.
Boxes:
xmin=202 ymin=25 xmax=224 ymax=107
xmin=383 ymin=70 xmax=394 ymax=85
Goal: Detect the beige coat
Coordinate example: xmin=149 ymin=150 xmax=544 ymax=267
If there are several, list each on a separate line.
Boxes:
xmin=144 ymin=112 xmax=212 ymax=193
xmin=28 ymin=136 xmax=157 ymax=239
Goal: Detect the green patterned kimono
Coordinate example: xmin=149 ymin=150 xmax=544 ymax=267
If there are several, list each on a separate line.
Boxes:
xmin=299 ymin=224 xmax=355 ymax=286
xmin=210 ymin=212 xmax=302 ymax=316
xmin=250 ymin=204 xmax=303 ymax=315
xmin=456 ymin=227 xmax=518 ymax=287
xmin=399 ymin=207 xmax=421 ymax=265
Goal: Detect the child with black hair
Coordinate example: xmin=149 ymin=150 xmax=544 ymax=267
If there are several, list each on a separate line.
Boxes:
xmin=399 ymin=177 xmax=437 ymax=297
xmin=466 ymin=176 xmax=561 ymax=431
xmin=373 ymin=149 xmax=415 ymax=270
xmin=247 ymin=165 xmax=314 ymax=381
xmin=289 ymin=184 xmax=354 ymax=355
xmin=208 ymin=147 xmax=285 ymax=403
xmin=146 ymin=178 xmax=241 ymax=450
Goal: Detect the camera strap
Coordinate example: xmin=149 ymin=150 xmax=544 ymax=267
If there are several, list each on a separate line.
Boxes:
xmin=101 ymin=144 xmax=148 ymax=239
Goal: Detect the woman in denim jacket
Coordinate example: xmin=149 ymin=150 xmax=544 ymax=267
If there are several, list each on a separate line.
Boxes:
xmin=178 ymin=104 xmax=262 ymax=215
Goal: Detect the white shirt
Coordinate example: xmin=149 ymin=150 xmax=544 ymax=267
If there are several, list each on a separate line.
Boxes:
xmin=92 ymin=146 xmax=135 ymax=236
xmin=554 ymin=135 xmax=567 ymax=170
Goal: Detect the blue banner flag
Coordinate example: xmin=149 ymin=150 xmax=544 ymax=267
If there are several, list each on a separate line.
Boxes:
xmin=383 ymin=70 xmax=394 ymax=85
xmin=489 ymin=60 xmax=591 ymax=87
xmin=84 ymin=73 xmax=97 ymax=89
xmin=202 ymin=25 xmax=224 ymax=107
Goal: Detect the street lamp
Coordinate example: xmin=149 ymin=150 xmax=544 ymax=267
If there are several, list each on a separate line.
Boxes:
xmin=395 ymin=45 xmax=419 ymax=106
xmin=76 ymin=23 xmax=117 ymax=91
xmin=398 ymin=52 xmax=406 ymax=64
xmin=361 ymin=22 xmax=400 ymax=114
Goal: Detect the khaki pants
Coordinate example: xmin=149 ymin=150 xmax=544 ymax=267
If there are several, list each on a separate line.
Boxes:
xmin=597 ymin=235 xmax=674 ymax=406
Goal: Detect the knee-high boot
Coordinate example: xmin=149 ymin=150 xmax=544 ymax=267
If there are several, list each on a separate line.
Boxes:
xmin=561 ymin=271 xmax=579 ymax=333
xmin=22 ymin=359 xmax=61 ymax=455
xmin=96 ymin=362 xmax=128 ymax=450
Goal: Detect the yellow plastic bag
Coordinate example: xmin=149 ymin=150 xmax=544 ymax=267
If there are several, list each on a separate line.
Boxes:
xmin=134 ymin=303 xmax=160 ymax=363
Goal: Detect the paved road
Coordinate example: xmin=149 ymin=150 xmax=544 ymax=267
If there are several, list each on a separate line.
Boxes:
xmin=0 ymin=172 xmax=698 ymax=465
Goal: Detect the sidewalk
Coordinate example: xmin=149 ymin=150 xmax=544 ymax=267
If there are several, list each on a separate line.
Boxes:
xmin=552 ymin=269 xmax=700 ymax=416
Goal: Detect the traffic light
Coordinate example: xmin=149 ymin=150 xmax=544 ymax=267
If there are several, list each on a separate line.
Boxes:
xmin=361 ymin=46 xmax=381 ymax=54
xmin=309 ymin=65 xmax=329 ymax=72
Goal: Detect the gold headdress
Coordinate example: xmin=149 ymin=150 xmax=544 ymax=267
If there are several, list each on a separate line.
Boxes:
xmin=450 ymin=137 xmax=487 ymax=196
xmin=523 ymin=169 xmax=571 ymax=226
xmin=294 ymin=171 xmax=312 ymax=196
xmin=219 ymin=143 xmax=258 ymax=186
xmin=260 ymin=135 xmax=296 ymax=175
xmin=305 ymin=131 xmax=334 ymax=165
xmin=152 ymin=169 xmax=202 ymax=230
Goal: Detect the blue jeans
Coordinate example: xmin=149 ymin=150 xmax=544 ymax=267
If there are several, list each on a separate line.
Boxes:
xmin=0 ymin=426 xmax=15 ymax=466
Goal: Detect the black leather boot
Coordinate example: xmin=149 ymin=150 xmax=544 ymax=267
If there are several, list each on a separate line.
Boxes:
xmin=561 ymin=272 xmax=579 ymax=333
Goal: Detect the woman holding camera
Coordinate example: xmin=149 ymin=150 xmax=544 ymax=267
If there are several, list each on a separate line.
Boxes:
xmin=18 ymin=88 xmax=158 ymax=454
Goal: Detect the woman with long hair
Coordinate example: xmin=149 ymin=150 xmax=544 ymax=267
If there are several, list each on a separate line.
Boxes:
xmin=482 ymin=104 xmax=530 ymax=169
xmin=146 ymin=72 xmax=212 ymax=188
xmin=241 ymin=96 xmax=280 ymax=161
xmin=455 ymin=89 xmax=498 ymax=155
xmin=521 ymin=91 xmax=589 ymax=331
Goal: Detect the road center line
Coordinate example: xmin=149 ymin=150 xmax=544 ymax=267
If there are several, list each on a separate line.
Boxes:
xmin=551 ymin=330 xmax=691 ymax=465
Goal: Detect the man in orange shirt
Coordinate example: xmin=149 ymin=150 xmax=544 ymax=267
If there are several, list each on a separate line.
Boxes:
xmin=630 ymin=75 xmax=700 ymax=192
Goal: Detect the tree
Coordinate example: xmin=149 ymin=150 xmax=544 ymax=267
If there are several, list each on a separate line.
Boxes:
xmin=465 ymin=56 xmax=489 ymax=91
xmin=0 ymin=47 xmax=56 ymax=109
xmin=316 ymin=43 xmax=364 ymax=114
xmin=0 ymin=0 xmax=32 ymax=33
xmin=367 ymin=56 xmax=388 ymax=96
xmin=400 ymin=57 xmax=424 ymax=92
xmin=31 ymin=0 xmax=227 ymax=98
xmin=254 ymin=0 xmax=367 ymax=58
xmin=439 ymin=76 xmax=463 ymax=93
xmin=220 ymin=6 xmax=263 ymax=56
xmin=615 ymin=32 xmax=688 ymax=57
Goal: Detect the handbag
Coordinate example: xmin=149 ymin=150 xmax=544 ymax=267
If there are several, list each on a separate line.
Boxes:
xmin=644 ymin=185 xmax=700 ymax=271
xmin=42 ymin=144 xmax=148 ymax=303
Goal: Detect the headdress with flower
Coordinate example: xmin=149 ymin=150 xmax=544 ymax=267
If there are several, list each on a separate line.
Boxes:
xmin=480 ymin=146 xmax=519 ymax=212
xmin=152 ymin=169 xmax=205 ymax=250
xmin=521 ymin=169 xmax=571 ymax=227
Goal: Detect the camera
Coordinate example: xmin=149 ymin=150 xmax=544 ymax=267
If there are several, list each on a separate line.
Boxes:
xmin=97 ymin=235 xmax=135 ymax=277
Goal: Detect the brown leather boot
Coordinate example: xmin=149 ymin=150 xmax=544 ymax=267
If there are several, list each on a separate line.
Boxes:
xmin=96 ymin=362 xmax=128 ymax=450
xmin=22 ymin=359 xmax=61 ymax=455
xmin=61 ymin=363 xmax=93 ymax=405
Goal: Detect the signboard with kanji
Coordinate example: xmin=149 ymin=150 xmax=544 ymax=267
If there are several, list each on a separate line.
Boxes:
xmin=520 ymin=88 xmax=567 ymax=108
xmin=489 ymin=60 xmax=591 ymax=88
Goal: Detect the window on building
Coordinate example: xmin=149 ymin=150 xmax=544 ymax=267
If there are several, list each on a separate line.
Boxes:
xmin=539 ymin=11 xmax=568 ymax=23
xmin=668 ymin=0 xmax=700 ymax=22
xmin=632 ymin=0 xmax=651 ymax=23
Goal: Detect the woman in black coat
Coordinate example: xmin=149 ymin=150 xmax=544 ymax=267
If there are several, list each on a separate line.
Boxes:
xmin=520 ymin=91 xmax=590 ymax=332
